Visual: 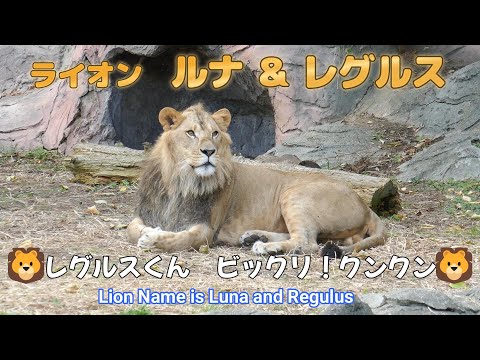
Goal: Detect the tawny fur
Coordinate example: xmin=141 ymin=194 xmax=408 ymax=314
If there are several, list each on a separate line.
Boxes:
xmin=127 ymin=103 xmax=387 ymax=256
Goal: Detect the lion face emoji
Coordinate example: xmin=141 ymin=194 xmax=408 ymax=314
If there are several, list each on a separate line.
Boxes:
xmin=436 ymin=247 xmax=472 ymax=284
xmin=440 ymin=250 xmax=468 ymax=281
xmin=8 ymin=248 xmax=45 ymax=283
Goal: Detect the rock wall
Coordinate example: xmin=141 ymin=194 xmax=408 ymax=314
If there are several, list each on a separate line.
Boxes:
xmin=0 ymin=45 xmax=275 ymax=158
xmin=1 ymin=45 xmax=479 ymax=179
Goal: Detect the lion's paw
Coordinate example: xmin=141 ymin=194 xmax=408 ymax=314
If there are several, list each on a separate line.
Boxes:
xmin=137 ymin=227 xmax=163 ymax=249
xmin=252 ymin=241 xmax=283 ymax=256
xmin=240 ymin=231 xmax=268 ymax=247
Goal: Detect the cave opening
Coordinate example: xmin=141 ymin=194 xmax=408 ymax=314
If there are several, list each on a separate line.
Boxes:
xmin=108 ymin=47 xmax=275 ymax=158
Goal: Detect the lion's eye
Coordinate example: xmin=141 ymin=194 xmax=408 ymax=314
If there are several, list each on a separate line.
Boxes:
xmin=30 ymin=262 xmax=33 ymax=266
xmin=448 ymin=262 xmax=450 ymax=266
xmin=212 ymin=131 xmax=219 ymax=138
xmin=458 ymin=262 xmax=461 ymax=266
xmin=186 ymin=130 xmax=195 ymax=137
xmin=19 ymin=262 xmax=23 ymax=266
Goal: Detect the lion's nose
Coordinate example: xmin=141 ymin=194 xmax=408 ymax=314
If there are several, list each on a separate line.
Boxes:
xmin=23 ymin=266 xmax=30 ymax=271
xmin=450 ymin=266 xmax=458 ymax=271
xmin=201 ymin=149 xmax=216 ymax=157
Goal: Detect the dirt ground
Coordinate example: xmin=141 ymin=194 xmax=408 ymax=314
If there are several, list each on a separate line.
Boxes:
xmin=0 ymin=151 xmax=479 ymax=315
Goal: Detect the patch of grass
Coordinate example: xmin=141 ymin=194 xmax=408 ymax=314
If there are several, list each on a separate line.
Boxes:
xmin=0 ymin=149 xmax=19 ymax=157
xmin=415 ymin=135 xmax=427 ymax=143
xmin=423 ymin=180 xmax=480 ymax=215
xmin=35 ymin=162 xmax=67 ymax=172
xmin=446 ymin=197 xmax=480 ymax=215
xmin=393 ymin=154 xmax=403 ymax=163
xmin=472 ymin=139 xmax=480 ymax=148
xmin=107 ymin=182 xmax=118 ymax=189
xmin=465 ymin=226 xmax=480 ymax=238
xmin=87 ymin=179 xmax=136 ymax=192
xmin=120 ymin=306 xmax=153 ymax=315
xmin=24 ymin=148 xmax=52 ymax=161
xmin=373 ymin=132 xmax=384 ymax=141
xmin=425 ymin=180 xmax=480 ymax=193
xmin=447 ymin=225 xmax=480 ymax=237
xmin=0 ymin=150 xmax=18 ymax=165
xmin=390 ymin=214 xmax=404 ymax=221
xmin=467 ymin=227 xmax=480 ymax=237
xmin=445 ymin=202 xmax=480 ymax=215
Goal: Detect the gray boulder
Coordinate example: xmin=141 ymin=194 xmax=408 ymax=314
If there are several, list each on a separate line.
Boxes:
xmin=267 ymin=122 xmax=384 ymax=168
xmin=361 ymin=288 xmax=480 ymax=315
xmin=398 ymin=132 xmax=480 ymax=181
xmin=323 ymin=296 xmax=374 ymax=315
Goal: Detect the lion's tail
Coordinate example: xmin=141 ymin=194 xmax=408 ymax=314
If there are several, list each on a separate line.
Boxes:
xmin=322 ymin=209 xmax=387 ymax=258
xmin=342 ymin=209 xmax=387 ymax=255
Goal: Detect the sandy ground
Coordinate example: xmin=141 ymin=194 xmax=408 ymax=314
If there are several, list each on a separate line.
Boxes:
xmin=0 ymin=153 xmax=479 ymax=314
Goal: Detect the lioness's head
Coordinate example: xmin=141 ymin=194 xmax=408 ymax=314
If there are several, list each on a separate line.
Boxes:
xmin=152 ymin=103 xmax=234 ymax=197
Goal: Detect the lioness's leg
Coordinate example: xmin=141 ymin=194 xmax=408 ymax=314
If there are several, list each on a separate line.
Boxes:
xmin=137 ymin=223 xmax=213 ymax=252
xmin=251 ymin=197 xmax=319 ymax=255
xmin=240 ymin=230 xmax=289 ymax=246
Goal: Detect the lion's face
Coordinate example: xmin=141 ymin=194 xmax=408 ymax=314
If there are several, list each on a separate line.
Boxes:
xmin=166 ymin=106 xmax=232 ymax=178
xmin=12 ymin=250 xmax=41 ymax=281
xmin=439 ymin=250 xmax=469 ymax=281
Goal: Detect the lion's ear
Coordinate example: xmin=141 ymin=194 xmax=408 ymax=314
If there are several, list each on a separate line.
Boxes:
xmin=159 ymin=107 xmax=184 ymax=132
xmin=15 ymin=250 xmax=23 ymax=257
xmin=212 ymin=108 xmax=231 ymax=131
xmin=457 ymin=250 xmax=466 ymax=257
xmin=443 ymin=250 xmax=452 ymax=257
xmin=28 ymin=250 xmax=37 ymax=257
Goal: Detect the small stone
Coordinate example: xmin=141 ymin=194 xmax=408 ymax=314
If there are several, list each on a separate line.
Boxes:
xmin=95 ymin=200 xmax=108 ymax=205
xmin=462 ymin=195 xmax=472 ymax=202
xmin=360 ymin=293 xmax=386 ymax=309
xmin=323 ymin=296 xmax=373 ymax=315
xmin=65 ymin=284 xmax=80 ymax=294
xmin=199 ymin=245 xmax=209 ymax=254
xmin=176 ymin=260 xmax=186 ymax=269
xmin=86 ymin=205 xmax=100 ymax=215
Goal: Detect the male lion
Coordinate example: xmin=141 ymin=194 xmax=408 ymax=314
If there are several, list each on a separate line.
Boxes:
xmin=127 ymin=104 xmax=386 ymax=256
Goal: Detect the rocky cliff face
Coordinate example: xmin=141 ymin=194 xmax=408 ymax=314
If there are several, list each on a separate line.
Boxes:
xmin=1 ymin=45 xmax=479 ymax=179
xmin=0 ymin=45 xmax=275 ymax=158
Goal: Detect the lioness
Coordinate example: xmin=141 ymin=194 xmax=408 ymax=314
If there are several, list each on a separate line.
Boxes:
xmin=127 ymin=104 xmax=386 ymax=256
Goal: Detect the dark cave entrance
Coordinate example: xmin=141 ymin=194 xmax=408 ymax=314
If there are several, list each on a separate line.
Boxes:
xmin=108 ymin=47 xmax=275 ymax=158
